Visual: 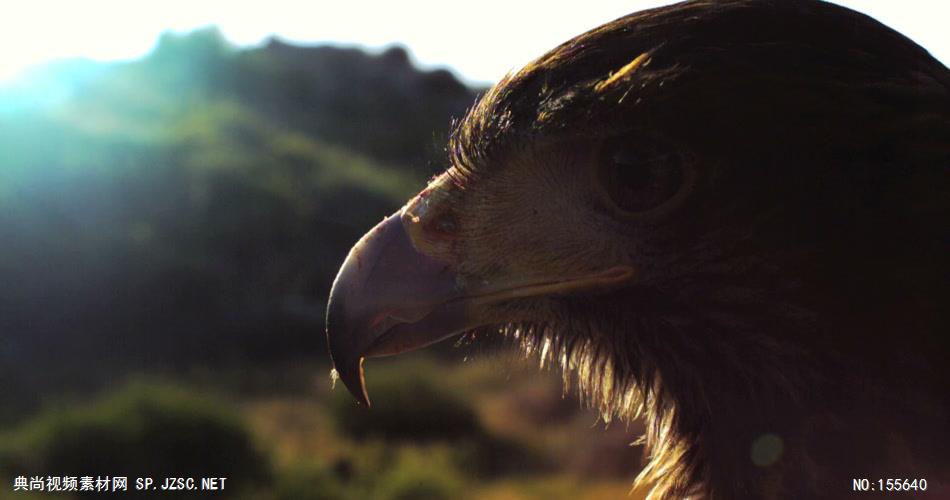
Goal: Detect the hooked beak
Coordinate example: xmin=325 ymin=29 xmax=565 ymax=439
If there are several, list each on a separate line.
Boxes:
xmin=325 ymin=207 xmax=635 ymax=406
xmin=325 ymin=211 xmax=469 ymax=406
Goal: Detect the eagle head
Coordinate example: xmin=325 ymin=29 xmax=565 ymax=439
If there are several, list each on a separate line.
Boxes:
xmin=325 ymin=1 xmax=950 ymax=497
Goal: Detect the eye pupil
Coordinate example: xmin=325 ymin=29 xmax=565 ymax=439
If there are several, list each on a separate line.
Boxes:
xmin=613 ymin=152 xmax=651 ymax=192
xmin=600 ymin=138 xmax=683 ymax=213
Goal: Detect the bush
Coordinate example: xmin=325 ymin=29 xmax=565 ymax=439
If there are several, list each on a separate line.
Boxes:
xmin=328 ymin=360 xmax=481 ymax=442
xmin=0 ymin=381 xmax=270 ymax=494
xmin=272 ymin=461 xmax=346 ymax=500
xmin=373 ymin=447 xmax=465 ymax=500
xmin=327 ymin=358 xmax=545 ymax=479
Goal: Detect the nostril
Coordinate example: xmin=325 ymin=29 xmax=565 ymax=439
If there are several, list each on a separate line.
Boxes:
xmin=401 ymin=172 xmax=459 ymax=253
xmin=402 ymin=196 xmax=456 ymax=237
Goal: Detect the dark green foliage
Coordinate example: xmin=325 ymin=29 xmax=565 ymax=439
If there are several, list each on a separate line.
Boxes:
xmin=327 ymin=360 xmax=544 ymax=479
xmin=329 ymin=361 xmax=480 ymax=442
xmin=264 ymin=450 xmax=465 ymax=500
xmin=0 ymin=382 xmax=270 ymax=494
xmin=372 ymin=449 xmax=465 ymax=500
xmin=450 ymin=432 xmax=548 ymax=478
xmin=271 ymin=461 xmax=346 ymax=500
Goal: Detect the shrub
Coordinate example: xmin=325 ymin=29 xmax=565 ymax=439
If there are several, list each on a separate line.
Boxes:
xmin=0 ymin=380 xmax=270 ymax=494
xmin=272 ymin=461 xmax=346 ymax=500
xmin=328 ymin=359 xmax=480 ymax=442
xmin=373 ymin=447 xmax=465 ymax=500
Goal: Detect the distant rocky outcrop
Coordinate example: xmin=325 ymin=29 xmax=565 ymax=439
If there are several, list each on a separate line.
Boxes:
xmin=241 ymin=38 xmax=479 ymax=169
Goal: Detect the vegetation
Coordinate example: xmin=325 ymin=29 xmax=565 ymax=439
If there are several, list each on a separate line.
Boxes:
xmin=0 ymin=29 xmax=645 ymax=499
xmin=0 ymin=28 xmax=475 ymax=420
xmin=329 ymin=360 xmax=481 ymax=442
xmin=0 ymin=382 xmax=270 ymax=497
xmin=0 ymin=360 xmax=644 ymax=500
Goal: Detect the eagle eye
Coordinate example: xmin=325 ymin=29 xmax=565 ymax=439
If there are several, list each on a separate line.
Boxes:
xmin=598 ymin=137 xmax=684 ymax=214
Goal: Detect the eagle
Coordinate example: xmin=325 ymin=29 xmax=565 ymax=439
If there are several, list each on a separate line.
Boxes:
xmin=325 ymin=1 xmax=950 ymax=498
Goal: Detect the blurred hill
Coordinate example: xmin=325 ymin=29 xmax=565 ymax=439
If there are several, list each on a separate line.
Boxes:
xmin=0 ymin=28 xmax=480 ymax=420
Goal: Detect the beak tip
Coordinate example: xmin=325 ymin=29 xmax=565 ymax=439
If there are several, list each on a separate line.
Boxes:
xmin=332 ymin=356 xmax=372 ymax=407
xmin=326 ymin=293 xmax=371 ymax=406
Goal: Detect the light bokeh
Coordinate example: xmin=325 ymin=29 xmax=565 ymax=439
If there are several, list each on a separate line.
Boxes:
xmin=1 ymin=1 xmax=948 ymax=84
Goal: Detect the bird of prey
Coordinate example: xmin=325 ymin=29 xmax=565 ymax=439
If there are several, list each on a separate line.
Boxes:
xmin=326 ymin=0 xmax=949 ymax=497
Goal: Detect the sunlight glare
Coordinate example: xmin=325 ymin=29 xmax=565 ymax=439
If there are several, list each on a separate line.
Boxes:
xmin=0 ymin=0 xmax=946 ymax=84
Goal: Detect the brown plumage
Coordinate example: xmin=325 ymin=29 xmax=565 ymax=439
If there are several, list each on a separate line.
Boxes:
xmin=325 ymin=1 xmax=950 ymax=498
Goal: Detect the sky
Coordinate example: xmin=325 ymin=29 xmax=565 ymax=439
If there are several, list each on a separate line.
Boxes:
xmin=1 ymin=1 xmax=948 ymax=84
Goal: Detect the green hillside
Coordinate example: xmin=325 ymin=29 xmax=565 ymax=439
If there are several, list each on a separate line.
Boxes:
xmin=0 ymin=28 xmax=647 ymax=500
xmin=0 ymin=28 xmax=478 ymax=416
